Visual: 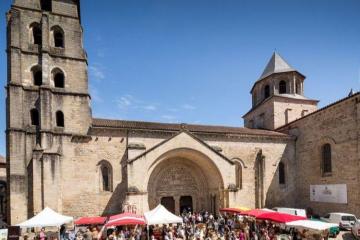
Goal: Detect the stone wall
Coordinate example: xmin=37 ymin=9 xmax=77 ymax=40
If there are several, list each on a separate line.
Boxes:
xmin=278 ymin=94 xmax=360 ymax=216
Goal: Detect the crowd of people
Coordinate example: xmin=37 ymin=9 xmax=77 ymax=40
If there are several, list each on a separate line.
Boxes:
xmin=33 ymin=210 xmax=330 ymax=240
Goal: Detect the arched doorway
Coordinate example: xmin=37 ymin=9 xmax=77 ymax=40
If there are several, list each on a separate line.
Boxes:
xmin=180 ymin=196 xmax=193 ymax=213
xmin=147 ymin=150 xmax=224 ymax=215
xmin=161 ymin=197 xmax=175 ymax=213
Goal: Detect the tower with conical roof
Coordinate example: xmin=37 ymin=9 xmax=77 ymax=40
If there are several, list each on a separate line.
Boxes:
xmin=243 ymin=52 xmax=319 ymax=130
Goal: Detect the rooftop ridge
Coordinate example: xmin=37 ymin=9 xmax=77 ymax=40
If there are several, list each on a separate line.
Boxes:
xmin=276 ymin=92 xmax=360 ymax=130
xmin=92 ymin=118 xmax=289 ymax=137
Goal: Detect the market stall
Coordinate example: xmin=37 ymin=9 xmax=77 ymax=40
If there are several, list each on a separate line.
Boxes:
xmin=16 ymin=207 xmax=73 ymax=228
xmin=144 ymin=204 xmax=183 ymax=239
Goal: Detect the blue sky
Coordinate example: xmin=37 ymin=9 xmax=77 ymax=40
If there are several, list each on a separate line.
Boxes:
xmin=0 ymin=0 xmax=360 ymax=156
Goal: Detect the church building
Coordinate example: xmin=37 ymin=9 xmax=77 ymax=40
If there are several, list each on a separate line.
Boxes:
xmin=5 ymin=0 xmax=360 ymax=224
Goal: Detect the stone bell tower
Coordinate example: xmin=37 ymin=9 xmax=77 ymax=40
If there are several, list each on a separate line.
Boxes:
xmin=6 ymin=0 xmax=90 ymax=224
xmin=243 ymin=52 xmax=318 ymax=130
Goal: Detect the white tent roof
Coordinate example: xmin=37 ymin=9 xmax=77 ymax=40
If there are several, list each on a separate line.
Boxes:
xmin=286 ymin=220 xmax=338 ymax=231
xmin=16 ymin=207 xmax=73 ymax=228
xmin=144 ymin=204 xmax=183 ymax=225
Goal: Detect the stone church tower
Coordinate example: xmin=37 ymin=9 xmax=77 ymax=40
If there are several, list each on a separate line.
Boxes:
xmin=6 ymin=0 xmax=90 ymax=223
xmin=243 ymin=52 xmax=318 ymax=130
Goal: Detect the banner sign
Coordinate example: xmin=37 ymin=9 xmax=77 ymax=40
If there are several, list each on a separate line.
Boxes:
xmin=310 ymin=184 xmax=347 ymax=204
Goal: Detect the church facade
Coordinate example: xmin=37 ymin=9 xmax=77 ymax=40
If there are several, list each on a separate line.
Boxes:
xmin=5 ymin=0 xmax=360 ymax=225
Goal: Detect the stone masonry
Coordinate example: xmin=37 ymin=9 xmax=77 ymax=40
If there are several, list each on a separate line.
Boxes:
xmin=5 ymin=0 xmax=360 ymax=225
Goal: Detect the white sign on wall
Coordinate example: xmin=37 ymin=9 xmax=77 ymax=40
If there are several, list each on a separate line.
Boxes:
xmin=310 ymin=184 xmax=347 ymax=204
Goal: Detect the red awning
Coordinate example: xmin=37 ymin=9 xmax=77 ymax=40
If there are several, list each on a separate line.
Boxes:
xmin=256 ymin=212 xmax=307 ymax=223
xmin=219 ymin=208 xmax=243 ymax=214
xmin=106 ymin=212 xmax=146 ymax=226
xmin=75 ymin=216 xmax=107 ymax=225
xmin=242 ymin=209 xmax=272 ymax=217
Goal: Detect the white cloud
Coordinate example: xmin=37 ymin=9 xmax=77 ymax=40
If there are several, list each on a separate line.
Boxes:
xmin=143 ymin=105 xmax=157 ymax=111
xmin=116 ymin=95 xmax=133 ymax=109
xmin=89 ymin=65 xmax=105 ymax=81
xmin=181 ymin=104 xmax=196 ymax=110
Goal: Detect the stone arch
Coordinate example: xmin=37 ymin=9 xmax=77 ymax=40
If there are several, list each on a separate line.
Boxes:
xmin=31 ymin=65 xmax=42 ymax=86
xmin=232 ymin=158 xmax=246 ymax=190
xmin=279 ymin=80 xmax=287 ymax=94
xmin=29 ymin=22 xmax=41 ymax=45
xmin=51 ymin=67 xmax=65 ymax=88
xmin=147 ymin=148 xmax=224 ymax=214
xmin=50 ymin=25 xmax=65 ymax=48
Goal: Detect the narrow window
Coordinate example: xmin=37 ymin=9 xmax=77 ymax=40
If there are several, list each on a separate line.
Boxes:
xmin=56 ymin=111 xmax=64 ymax=127
xmin=101 ymin=166 xmax=110 ymax=191
xmin=296 ymin=80 xmax=301 ymax=94
xmin=253 ymin=92 xmax=257 ymax=106
xmin=54 ymin=72 xmax=64 ymax=88
xmin=322 ymin=144 xmax=332 ymax=174
xmin=98 ymin=161 xmax=113 ymax=192
xmin=279 ymin=162 xmax=285 ymax=184
xmin=264 ymin=85 xmax=270 ymax=99
xmin=279 ymin=80 xmax=287 ymax=94
xmin=30 ymin=109 xmax=39 ymax=126
xmin=41 ymin=0 xmax=52 ymax=11
xmin=32 ymin=67 xmax=42 ymax=86
xmin=31 ymin=23 xmax=42 ymax=45
xmin=235 ymin=162 xmax=243 ymax=189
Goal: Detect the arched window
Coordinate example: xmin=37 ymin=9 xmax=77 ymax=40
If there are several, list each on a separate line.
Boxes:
xmin=279 ymin=162 xmax=285 ymax=184
xmin=56 ymin=111 xmax=64 ymax=127
xmin=98 ymin=161 xmax=113 ymax=192
xmin=54 ymin=71 xmax=65 ymax=88
xmin=264 ymin=85 xmax=270 ymax=99
xmin=30 ymin=109 xmax=39 ymax=126
xmin=30 ymin=23 xmax=42 ymax=45
xmin=235 ymin=162 xmax=243 ymax=189
xmin=322 ymin=144 xmax=332 ymax=174
xmin=32 ymin=66 xmax=42 ymax=86
xmin=279 ymin=80 xmax=287 ymax=94
xmin=51 ymin=26 xmax=64 ymax=48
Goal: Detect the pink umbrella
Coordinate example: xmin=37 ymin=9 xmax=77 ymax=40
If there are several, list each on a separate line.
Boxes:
xmin=75 ymin=216 xmax=107 ymax=226
xmin=242 ymin=209 xmax=273 ymax=217
xmin=256 ymin=212 xmax=306 ymax=223
xmin=105 ymin=212 xmax=146 ymax=226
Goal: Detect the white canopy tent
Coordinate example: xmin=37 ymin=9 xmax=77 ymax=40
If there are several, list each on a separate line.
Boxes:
xmin=286 ymin=220 xmax=338 ymax=231
xmin=144 ymin=204 xmax=183 ymax=225
xmin=16 ymin=207 xmax=73 ymax=228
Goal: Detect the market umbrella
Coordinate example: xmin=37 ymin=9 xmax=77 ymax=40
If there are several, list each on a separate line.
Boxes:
xmin=219 ymin=208 xmax=243 ymax=214
xmin=75 ymin=216 xmax=107 ymax=226
xmin=286 ymin=220 xmax=338 ymax=231
xmin=105 ymin=212 xmax=146 ymax=226
xmin=256 ymin=212 xmax=306 ymax=223
xmin=241 ymin=209 xmax=274 ymax=217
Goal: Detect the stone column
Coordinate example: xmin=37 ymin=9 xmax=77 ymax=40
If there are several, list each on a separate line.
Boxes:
xmin=174 ymin=196 xmax=180 ymax=215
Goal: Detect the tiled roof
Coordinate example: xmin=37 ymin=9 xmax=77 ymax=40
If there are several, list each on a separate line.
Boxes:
xmin=92 ymin=118 xmax=289 ymax=138
xmin=259 ymin=52 xmax=296 ymax=80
